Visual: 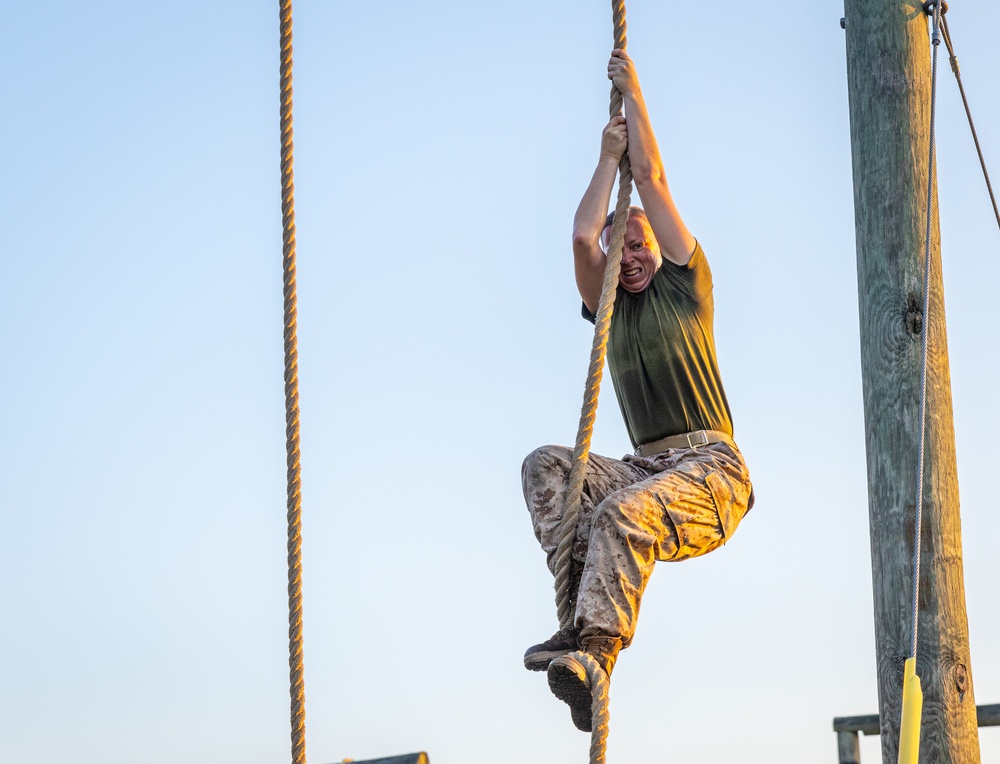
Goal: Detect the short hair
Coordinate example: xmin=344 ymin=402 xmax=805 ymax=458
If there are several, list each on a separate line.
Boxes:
xmin=602 ymin=206 xmax=648 ymax=232
xmin=600 ymin=206 xmax=648 ymax=253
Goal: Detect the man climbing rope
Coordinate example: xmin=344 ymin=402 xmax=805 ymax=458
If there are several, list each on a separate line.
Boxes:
xmin=521 ymin=49 xmax=754 ymax=732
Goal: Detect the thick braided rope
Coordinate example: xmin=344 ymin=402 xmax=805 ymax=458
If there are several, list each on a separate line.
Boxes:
xmin=279 ymin=1 xmax=307 ymax=762
xmin=550 ymin=3 xmax=629 ymax=762
xmin=568 ymin=652 xmax=612 ymax=764
xmin=553 ymin=0 xmax=634 ymax=632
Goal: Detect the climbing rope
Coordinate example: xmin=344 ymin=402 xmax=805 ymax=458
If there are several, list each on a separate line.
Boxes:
xmin=278 ymin=1 xmax=307 ymax=762
xmin=551 ymin=2 xmax=632 ymax=762
xmin=553 ymin=0 xmax=632 ymax=634
xmin=576 ymin=652 xmax=611 ymax=764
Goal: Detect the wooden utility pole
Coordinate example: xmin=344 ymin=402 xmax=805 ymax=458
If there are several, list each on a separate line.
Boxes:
xmin=843 ymin=2 xmax=980 ymax=762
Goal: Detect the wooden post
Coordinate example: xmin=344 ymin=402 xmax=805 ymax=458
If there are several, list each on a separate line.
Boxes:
xmin=843 ymin=2 xmax=980 ymax=762
xmin=837 ymin=730 xmax=861 ymax=764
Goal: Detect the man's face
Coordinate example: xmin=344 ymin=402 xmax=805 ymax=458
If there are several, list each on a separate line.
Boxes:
xmin=601 ymin=216 xmax=662 ymax=293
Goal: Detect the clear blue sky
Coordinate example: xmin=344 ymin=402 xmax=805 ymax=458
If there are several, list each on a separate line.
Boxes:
xmin=2 ymin=2 xmax=999 ymax=763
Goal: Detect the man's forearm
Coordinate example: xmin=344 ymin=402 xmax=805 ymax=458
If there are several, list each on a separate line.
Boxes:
xmin=623 ymin=89 xmax=662 ymax=185
xmin=573 ymin=154 xmax=621 ymax=311
xmin=574 ymin=156 xmax=620 ymax=244
xmin=623 ymin=90 xmax=695 ymax=263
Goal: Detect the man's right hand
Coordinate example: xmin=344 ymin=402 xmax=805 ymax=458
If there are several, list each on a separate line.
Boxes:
xmin=601 ymin=115 xmax=628 ymax=164
xmin=608 ymin=49 xmax=641 ymax=98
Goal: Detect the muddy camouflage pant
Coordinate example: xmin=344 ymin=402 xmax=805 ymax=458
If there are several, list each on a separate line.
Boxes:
xmin=521 ymin=441 xmax=753 ymax=645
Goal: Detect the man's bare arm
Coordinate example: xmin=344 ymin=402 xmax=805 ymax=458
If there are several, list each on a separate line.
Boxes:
xmin=608 ymin=49 xmax=696 ymax=266
xmin=573 ymin=115 xmax=628 ymax=313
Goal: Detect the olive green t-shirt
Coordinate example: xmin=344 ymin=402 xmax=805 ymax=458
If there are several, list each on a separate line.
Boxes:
xmin=583 ymin=241 xmax=734 ymax=449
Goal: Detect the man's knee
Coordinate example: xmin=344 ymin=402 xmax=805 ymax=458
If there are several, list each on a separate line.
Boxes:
xmin=589 ymin=486 xmax=677 ymax=560
xmin=521 ymin=445 xmax=572 ymax=487
xmin=592 ymin=486 xmax=647 ymax=530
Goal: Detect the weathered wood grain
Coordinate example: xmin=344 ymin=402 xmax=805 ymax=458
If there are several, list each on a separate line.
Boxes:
xmin=842 ymin=1 xmax=980 ymax=762
xmin=838 ymin=729 xmax=862 ymax=764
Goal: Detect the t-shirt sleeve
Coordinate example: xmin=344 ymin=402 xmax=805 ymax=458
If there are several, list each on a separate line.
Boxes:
xmin=660 ymin=239 xmax=713 ymax=302
xmin=581 ymin=240 xmax=712 ymax=321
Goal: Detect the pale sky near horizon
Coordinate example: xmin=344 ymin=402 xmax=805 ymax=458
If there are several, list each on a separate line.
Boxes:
xmin=2 ymin=2 xmax=1000 ymax=763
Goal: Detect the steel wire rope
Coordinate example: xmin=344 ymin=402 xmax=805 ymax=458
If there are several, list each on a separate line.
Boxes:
xmin=279 ymin=1 xmax=307 ymax=762
xmin=937 ymin=11 xmax=1000 ymax=233
xmin=911 ymin=0 xmax=943 ymax=666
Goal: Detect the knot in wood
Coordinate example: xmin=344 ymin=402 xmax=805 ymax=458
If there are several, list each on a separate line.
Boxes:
xmin=889 ymin=652 xmax=908 ymax=691
xmin=905 ymin=293 xmax=923 ymax=336
xmin=955 ymin=662 xmax=969 ymax=696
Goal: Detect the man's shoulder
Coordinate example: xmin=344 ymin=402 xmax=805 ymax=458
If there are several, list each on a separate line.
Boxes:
xmin=651 ymin=239 xmax=712 ymax=301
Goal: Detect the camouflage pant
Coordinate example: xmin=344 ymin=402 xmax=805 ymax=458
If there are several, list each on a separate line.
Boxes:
xmin=521 ymin=442 xmax=753 ymax=645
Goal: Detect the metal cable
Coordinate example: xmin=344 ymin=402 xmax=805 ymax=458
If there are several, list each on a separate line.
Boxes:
xmin=939 ymin=14 xmax=1000 ymax=234
xmin=278 ymin=0 xmax=307 ymax=762
xmin=911 ymin=0 xmax=943 ymax=663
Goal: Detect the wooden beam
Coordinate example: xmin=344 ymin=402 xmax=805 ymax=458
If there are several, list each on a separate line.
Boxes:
xmin=834 ymin=703 xmax=1000 ymax=736
xmin=327 ymin=754 xmax=429 ymax=764
xmin=843 ymin=1 xmax=980 ymax=761
xmin=978 ymin=704 xmax=1000 ymax=727
xmin=834 ymin=714 xmax=882 ymax=736
xmin=834 ymin=705 xmax=999 ymax=763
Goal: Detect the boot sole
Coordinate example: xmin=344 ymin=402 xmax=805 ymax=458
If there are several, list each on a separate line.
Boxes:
xmin=547 ymin=655 xmax=593 ymax=732
xmin=523 ymin=647 xmax=573 ymax=672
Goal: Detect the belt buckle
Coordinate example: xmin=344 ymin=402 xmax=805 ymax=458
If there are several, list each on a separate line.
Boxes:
xmin=685 ymin=430 xmax=709 ymax=448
